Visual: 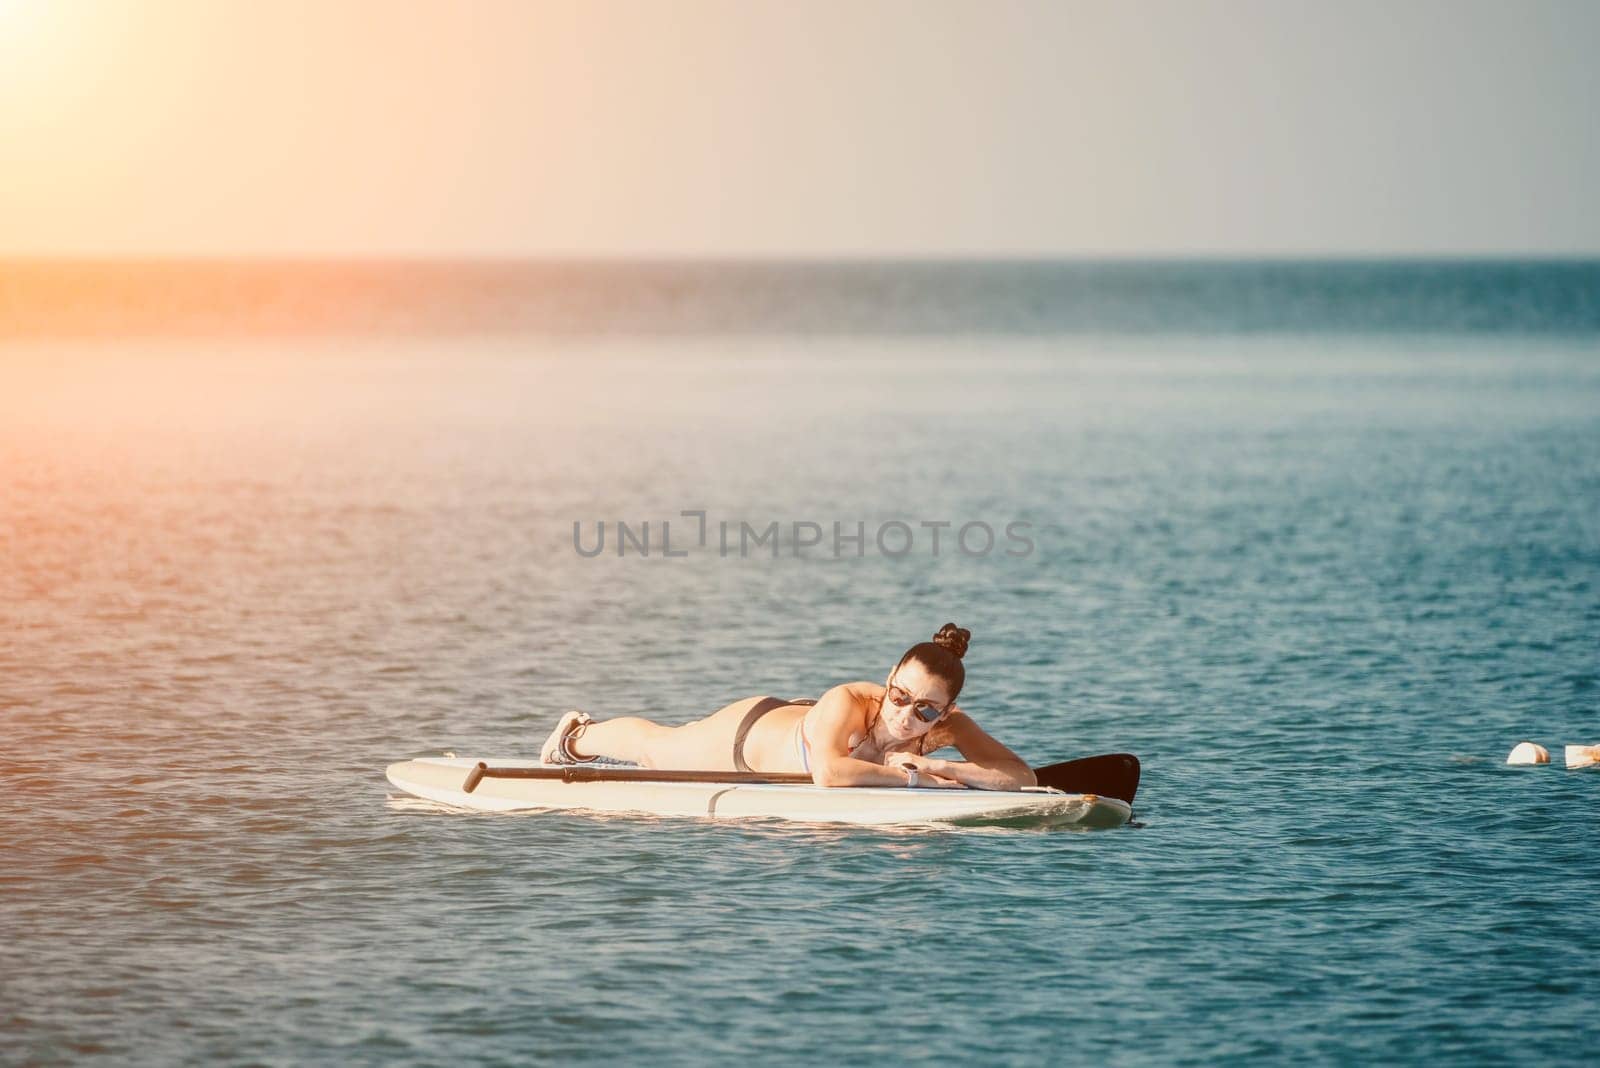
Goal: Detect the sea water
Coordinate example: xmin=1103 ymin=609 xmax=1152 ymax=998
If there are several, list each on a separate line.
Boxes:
xmin=3 ymin=266 xmax=1598 ymax=1064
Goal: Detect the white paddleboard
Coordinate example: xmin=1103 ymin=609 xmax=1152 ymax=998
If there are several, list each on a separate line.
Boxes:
xmin=386 ymin=756 xmax=1132 ymax=830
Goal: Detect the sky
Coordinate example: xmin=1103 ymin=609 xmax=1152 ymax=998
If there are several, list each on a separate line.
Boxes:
xmin=1 ymin=0 xmax=1596 ymax=258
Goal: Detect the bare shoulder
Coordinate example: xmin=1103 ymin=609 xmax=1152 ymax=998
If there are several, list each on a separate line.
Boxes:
xmin=805 ymin=683 xmax=870 ymax=756
xmin=816 ymin=682 xmax=881 ymax=710
xmin=809 ymin=683 xmax=877 ymax=732
xmin=920 ymin=708 xmax=973 ymax=752
xmin=930 ymin=709 xmax=1028 ymax=766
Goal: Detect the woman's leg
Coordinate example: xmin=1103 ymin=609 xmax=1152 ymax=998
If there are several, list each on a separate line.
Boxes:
xmin=544 ymin=699 xmax=763 ymax=770
xmin=566 ymin=716 xmax=674 ymax=766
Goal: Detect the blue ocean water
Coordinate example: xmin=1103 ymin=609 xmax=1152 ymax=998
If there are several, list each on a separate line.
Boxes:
xmin=3 ymin=269 xmax=1599 ymax=1064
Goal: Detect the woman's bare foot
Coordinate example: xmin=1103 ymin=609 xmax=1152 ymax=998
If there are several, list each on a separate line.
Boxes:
xmin=540 ymin=710 xmax=596 ymax=765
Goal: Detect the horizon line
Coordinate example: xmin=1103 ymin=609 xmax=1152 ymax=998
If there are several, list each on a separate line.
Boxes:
xmin=5 ymin=253 xmax=1600 ymax=267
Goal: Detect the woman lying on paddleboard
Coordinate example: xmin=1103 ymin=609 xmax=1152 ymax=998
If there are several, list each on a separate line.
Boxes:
xmin=538 ymin=624 xmax=1036 ymax=790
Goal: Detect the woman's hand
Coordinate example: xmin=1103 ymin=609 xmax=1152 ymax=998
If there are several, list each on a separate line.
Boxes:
xmin=892 ymin=753 xmax=947 ymax=775
xmin=891 ymin=756 xmax=967 ymax=789
xmin=913 ymin=773 xmax=966 ymax=789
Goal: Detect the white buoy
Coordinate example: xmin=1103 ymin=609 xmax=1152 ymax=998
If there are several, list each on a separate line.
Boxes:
xmin=1506 ymin=741 xmax=1550 ymax=765
xmin=1564 ymin=745 xmax=1599 ymax=769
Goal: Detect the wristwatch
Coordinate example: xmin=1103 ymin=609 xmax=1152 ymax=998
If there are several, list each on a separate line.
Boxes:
xmin=905 ymin=767 xmax=920 ymax=788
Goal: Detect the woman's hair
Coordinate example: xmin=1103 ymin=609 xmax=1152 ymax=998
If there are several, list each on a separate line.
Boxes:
xmin=895 ymin=623 xmax=971 ymax=700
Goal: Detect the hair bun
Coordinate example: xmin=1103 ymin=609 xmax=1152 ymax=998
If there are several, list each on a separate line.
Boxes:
xmin=931 ymin=623 xmax=971 ymax=660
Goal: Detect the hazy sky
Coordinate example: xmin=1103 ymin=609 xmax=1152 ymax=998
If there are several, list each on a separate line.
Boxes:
xmin=2 ymin=0 xmax=1596 ymax=257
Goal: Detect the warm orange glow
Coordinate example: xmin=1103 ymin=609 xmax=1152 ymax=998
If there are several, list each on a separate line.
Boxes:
xmin=2 ymin=1 xmax=1595 ymax=257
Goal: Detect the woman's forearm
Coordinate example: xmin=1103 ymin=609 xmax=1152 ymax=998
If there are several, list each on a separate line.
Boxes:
xmin=933 ymin=758 xmax=1035 ymax=791
xmin=812 ymin=757 xmax=912 ymax=788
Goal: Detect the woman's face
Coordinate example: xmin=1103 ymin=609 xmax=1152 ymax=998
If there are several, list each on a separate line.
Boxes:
xmin=879 ymin=660 xmax=953 ymax=741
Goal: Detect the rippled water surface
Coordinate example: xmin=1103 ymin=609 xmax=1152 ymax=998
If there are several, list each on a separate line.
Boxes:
xmin=3 ymin=332 xmax=1598 ymax=1065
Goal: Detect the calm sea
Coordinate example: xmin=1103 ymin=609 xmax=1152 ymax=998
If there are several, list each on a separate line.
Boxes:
xmin=3 ymin=262 xmax=1598 ymax=1065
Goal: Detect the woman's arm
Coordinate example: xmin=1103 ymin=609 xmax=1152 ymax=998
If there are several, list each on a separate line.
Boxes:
xmin=895 ymin=708 xmax=1037 ymax=791
xmin=805 ymin=685 xmax=960 ymax=788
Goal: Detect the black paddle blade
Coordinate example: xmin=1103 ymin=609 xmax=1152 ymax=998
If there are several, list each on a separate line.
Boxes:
xmin=1032 ymin=753 xmax=1140 ymax=804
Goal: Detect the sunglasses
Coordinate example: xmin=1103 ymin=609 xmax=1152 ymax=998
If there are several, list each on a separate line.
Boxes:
xmin=885 ymin=678 xmax=950 ymax=723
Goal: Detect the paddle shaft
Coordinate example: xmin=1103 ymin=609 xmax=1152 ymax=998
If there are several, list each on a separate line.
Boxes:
xmin=464 ymin=752 xmax=1140 ymax=802
xmin=463 ymin=763 xmax=813 ymax=791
